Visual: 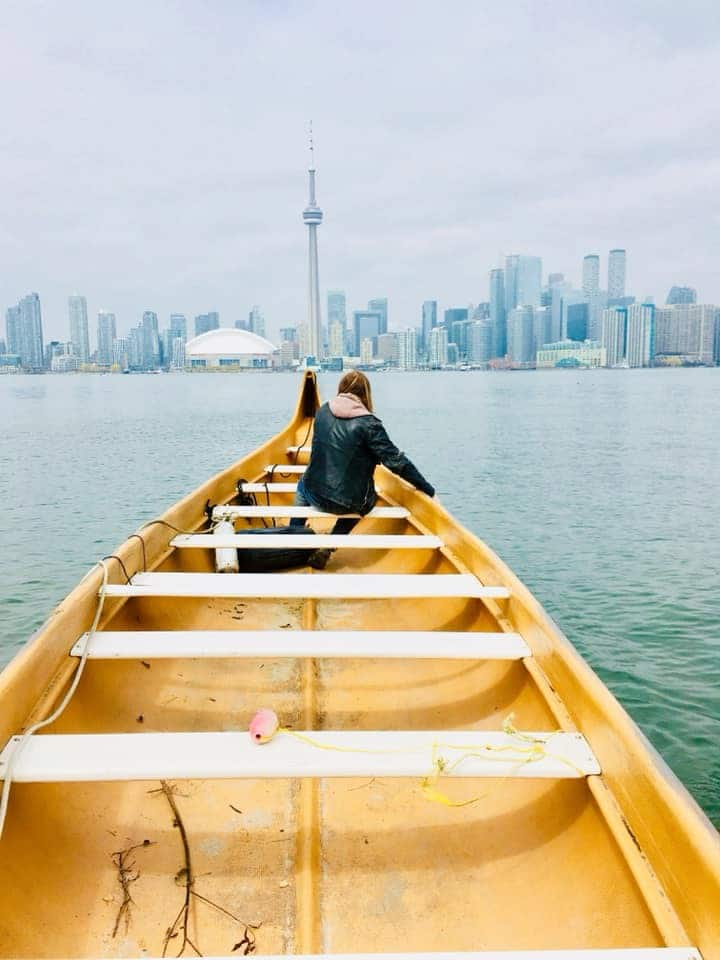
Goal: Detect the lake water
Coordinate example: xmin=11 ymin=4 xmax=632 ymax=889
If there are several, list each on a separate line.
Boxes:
xmin=1 ymin=369 xmax=718 ymax=826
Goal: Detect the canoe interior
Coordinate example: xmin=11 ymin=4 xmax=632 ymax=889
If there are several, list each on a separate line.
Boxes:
xmin=0 ymin=372 xmax=718 ymax=959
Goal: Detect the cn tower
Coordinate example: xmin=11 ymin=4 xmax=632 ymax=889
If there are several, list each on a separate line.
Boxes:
xmin=302 ymin=127 xmax=323 ymax=361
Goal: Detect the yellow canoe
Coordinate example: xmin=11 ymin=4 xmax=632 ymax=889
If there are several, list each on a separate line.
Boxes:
xmin=1 ymin=371 xmax=718 ymax=959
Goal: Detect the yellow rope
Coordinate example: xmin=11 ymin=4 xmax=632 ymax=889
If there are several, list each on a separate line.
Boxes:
xmin=270 ymin=717 xmax=586 ymax=807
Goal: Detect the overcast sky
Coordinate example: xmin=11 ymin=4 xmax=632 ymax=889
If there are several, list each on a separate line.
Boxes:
xmin=3 ymin=0 xmax=720 ymax=343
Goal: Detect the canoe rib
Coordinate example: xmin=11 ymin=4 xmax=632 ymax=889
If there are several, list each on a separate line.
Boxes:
xmin=0 ymin=730 xmax=600 ymax=783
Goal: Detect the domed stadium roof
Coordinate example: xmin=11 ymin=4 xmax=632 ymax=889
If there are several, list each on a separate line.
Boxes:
xmin=186 ymin=327 xmax=276 ymax=357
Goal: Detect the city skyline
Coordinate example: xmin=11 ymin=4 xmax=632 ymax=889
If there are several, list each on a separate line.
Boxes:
xmin=2 ymin=3 xmax=720 ymax=343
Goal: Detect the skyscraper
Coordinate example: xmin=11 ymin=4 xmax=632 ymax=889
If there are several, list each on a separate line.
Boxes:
xmin=626 ymin=303 xmax=655 ymax=368
xmin=421 ymin=300 xmax=437 ymax=353
xmin=248 ymin=306 xmax=265 ymax=339
xmin=170 ymin=314 xmax=187 ymax=341
xmin=443 ymin=308 xmax=468 ymax=326
xmin=654 ymin=304 xmax=718 ymax=364
xmin=302 ymin=135 xmax=323 ymax=360
xmin=489 ymin=268 xmax=506 ymax=357
xmin=507 ymin=306 xmax=535 ymax=364
xmin=142 ymin=311 xmax=160 ymax=369
xmin=368 ymin=299 xmax=388 ymax=335
xmin=505 ymin=255 xmax=542 ymax=315
xmin=195 ymin=313 xmax=220 ymax=337
xmin=10 ymin=294 xmax=45 ymax=370
xmin=68 ymin=294 xmax=90 ymax=362
xmin=5 ymin=306 xmax=21 ymax=357
xmin=396 ymin=328 xmax=417 ymax=370
xmin=327 ymin=291 xmax=347 ymax=330
xmin=666 ymin=286 xmax=697 ymax=305
xmin=352 ymin=311 xmax=382 ymax=354
xmin=97 ymin=311 xmax=117 ymax=366
xmin=608 ymin=249 xmax=626 ymax=300
xmin=601 ymin=307 xmax=627 ymax=367
xmin=582 ymin=255 xmax=600 ymax=297
xmin=428 ymin=326 xmax=448 ymax=368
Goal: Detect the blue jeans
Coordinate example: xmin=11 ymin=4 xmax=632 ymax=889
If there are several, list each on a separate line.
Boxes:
xmin=291 ymin=478 xmax=359 ymax=535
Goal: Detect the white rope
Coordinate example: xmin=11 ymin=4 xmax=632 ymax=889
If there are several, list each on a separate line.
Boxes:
xmin=0 ymin=559 xmax=110 ymax=841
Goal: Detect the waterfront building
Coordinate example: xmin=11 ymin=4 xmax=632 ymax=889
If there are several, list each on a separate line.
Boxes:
xmin=397 ymin=328 xmax=417 ymax=370
xmin=185 ymin=328 xmax=276 ymax=369
xmin=532 ymin=306 xmax=552 ymax=355
xmin=195 ymin=312 xmax=220 ymax=337
xmin=7 ymin=294 xmax=44 ymax=371
xmin=582 ymin=255 xmax=600 ymax=297
xmin=359 ymin=338 xmax=374 ymax=365
xmin=666 ymin=286 xmax=697 ymax=305
xmin=536 ymin=340 xmax=606 ymax=369
xmin=608 ymin=249 xmax=626 ymax=300
xmin=352 ymin=310 xmax=382 ymax=354
xmin=376 ymin=332 xmax=399 ymax=364
xmin=654 ymin=304 xmax=718 ymax=364
xmin=279 ymin=327 xmax=297 ymax=343
xmin=142 ymin=312 xmax=161 ymax=369
xmin=489 ymin=268 xmax=506 ymax=357
xmin=328 ymin=322 xmax=345 ymax=358
xmin=113 ymin=337 xmax=130 ymax=369
xmin=5 ymin=306 xmax=21 ymax=357
xmin=279 ymin=340 xmax=296 ymax=368
xmin=468 ymin=319 xmax=493 ymax=365
xmin=172 ymin=338 xmax=186 ymax=369
xmin=507 ymin=306 xmax=535 ymax=365
xmin=428 ymin=326 xmax=448 ymax=368
xmin=128 ymin=326 xmax=143 ymax=369
xmin=421 ymin=300 xmax=437 ymax=353
xmin=297 ymin=323 xmax=311 ymax=360
xmin=368 ymin=298 xmax=388 ymax=336
xmin=626 ymin=303 xmax=655 ymax=368
xmin=449 ymin=319 xmax=472 ymax=358
xmin=302 ymin=140 xmax=323 ymax=360
xmin=68 ymin=295 xmax=90 ymax=362
xmin=601 ymin=307 xmax=627 ymax=367
xmin=505 ymin=255 xmax=542 ymax=312
xmin=97 ymin=311 xmax=117 ymax=367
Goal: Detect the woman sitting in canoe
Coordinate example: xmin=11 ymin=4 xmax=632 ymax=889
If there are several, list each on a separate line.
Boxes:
xmin=292 ymin=370 xmax=435 ymax=568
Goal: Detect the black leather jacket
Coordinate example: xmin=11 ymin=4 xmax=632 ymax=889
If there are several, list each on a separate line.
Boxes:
xmin=302 ymin=402 xmax=435 ymax=514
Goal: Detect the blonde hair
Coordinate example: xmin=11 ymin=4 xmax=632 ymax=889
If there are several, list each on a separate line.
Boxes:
xmin=337 ymin=370 xmax=373 ymax=412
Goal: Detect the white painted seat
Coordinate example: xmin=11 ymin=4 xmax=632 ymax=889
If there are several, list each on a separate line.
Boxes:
xmin=103 ymin=572 xmax=510 ymax=600
xmin=239 ymin=482 xmax=301 ymax=493
xmin=171 ymin=533 xmax=441 ymax=550
xmin=70 ymin=629 xmax=530 ymax=660
xmin=0 ymin=729 xmax=600 ymax=783
xmin=213 ymin=505 xmax=409 ymax=520
xmin=264 ymin=464 xmax=306 ymax=474
xmin=93 ymin=952 xmax=699 ymax=960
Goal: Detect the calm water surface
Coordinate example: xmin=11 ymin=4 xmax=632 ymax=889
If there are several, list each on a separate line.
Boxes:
xmin=1 ymin=369 xmax=718 ymax=825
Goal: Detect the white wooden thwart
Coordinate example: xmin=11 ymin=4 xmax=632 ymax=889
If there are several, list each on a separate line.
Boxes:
xmin=70 ymin=629 xmax=530 ymax=661
xmin=171 ymin=534 xmax=441 ymax=550
xmin=0 ymin=729 xmax=600 ymax=783
xmin=212 ymin=505 xmax=409 ymax=520
xmin=103 ymin=572 xmax=510 ymax=600
xmin=264 ymin=464 xmax=306 ymax=474
xmin=109 ymin=951 xmax=701 ymax=960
